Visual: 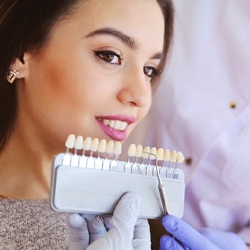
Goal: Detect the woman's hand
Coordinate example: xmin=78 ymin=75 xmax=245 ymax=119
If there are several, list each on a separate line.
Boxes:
xmin=68 ymin=192 xmax=151 ymax=250
xmin=160 ymin=215 xmax=247 ymax=250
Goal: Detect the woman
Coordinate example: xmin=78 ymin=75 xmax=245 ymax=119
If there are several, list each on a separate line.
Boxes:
xmin=0 ymin=0 xmax=173 ymax=249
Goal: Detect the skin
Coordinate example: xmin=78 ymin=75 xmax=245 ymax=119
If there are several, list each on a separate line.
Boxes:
xmin=0 ymin=0 xmax=164 ymax=199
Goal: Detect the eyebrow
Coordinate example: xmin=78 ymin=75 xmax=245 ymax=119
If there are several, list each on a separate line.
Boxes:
xmin=85 ymin=27 xmax=138 ymax=49
xmin=152 ymin=52 xmax=163 ymax=60
xmin=85 ymin=27 xmax=163 ymax=60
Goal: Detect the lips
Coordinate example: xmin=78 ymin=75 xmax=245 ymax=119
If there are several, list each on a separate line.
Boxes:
xmin=96 ymin=116 xmax=135 ymax=141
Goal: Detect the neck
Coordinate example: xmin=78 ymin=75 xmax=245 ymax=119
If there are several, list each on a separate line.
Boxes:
xmin=0 ymin=131 xmax=56 ymax=200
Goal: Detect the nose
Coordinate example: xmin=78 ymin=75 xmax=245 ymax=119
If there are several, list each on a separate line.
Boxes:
xmin=116 ymin=65 xmax=151 ymax=108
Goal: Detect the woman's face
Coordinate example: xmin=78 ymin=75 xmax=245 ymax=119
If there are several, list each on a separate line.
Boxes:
xmin=17 ymin=0 xmax=164 ymax=150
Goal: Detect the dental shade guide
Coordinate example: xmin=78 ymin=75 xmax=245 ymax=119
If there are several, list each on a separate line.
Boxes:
xmin=71 ymin=135 xmax=83 ymax=167
xmin=110 ymin=141 xmax=122 ymax=171
xmin=63 ymin=134 xmax=75 ymax=165
xmin=95 ymin=139 xmax=106 ymax=170
xmin=79 ymin=137 xmax=91 ymax=168
xmin=50 ymin=134 xmax=185 ymax=219
xmin=87 ymin=138 xmax=99 ymax=169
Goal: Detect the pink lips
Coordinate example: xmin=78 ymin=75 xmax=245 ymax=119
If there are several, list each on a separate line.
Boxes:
xmin=96 ymin=115 xmax=136 ymax=141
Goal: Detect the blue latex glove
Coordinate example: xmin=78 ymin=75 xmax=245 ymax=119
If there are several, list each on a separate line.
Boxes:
xmin=160 ymin=215 xmax=247 ymax=250
xmin=68 ymin=192 xmax=151 ymax=250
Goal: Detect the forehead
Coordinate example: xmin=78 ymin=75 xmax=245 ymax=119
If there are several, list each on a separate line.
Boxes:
xmin=57 ymin=0 xmax=165 ymax=45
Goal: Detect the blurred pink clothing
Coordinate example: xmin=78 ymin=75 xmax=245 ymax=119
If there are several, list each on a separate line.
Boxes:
xmin=122 ymin=0 xmax=250 ymax=244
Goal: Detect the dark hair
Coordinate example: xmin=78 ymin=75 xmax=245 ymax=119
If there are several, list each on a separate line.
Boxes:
xmin=0 ymin=0 xmax=174 ymax=152
xmin=157 ymin=0 xmax=174 ymax=74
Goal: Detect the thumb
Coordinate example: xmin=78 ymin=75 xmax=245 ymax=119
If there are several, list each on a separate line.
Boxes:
xmin=87 ymin=192 xmax=141 ymax=250
xmin=113 ymin=191 xmax=141 ymax=230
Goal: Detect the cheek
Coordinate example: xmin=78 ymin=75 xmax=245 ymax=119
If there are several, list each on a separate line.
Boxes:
xmin=127 ymin=96 xmax=152 ymax=137
xmin=22 ymin=57 xmax=89 ymax=132
xmin=140 ymin=90 xmax=152 ymax=118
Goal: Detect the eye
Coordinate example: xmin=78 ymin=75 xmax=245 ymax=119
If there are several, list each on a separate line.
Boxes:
xmin=94 ymin=50 xmax=122 ymax=65
xmin=143 ymin=66 xmax=159 ymax=79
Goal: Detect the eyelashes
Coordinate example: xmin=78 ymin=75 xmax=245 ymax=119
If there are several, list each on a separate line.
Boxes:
xmin=94 ymin=49 xmax=159 ymax=79
xmin=94 ymin=50 xmax=122 ymax=65
xmin=143 ymin=66 xmax=159 ymax=79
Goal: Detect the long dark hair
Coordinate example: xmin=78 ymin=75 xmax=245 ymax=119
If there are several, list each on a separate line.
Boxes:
xmin=0 ymin=0 xmax=174 ymax=152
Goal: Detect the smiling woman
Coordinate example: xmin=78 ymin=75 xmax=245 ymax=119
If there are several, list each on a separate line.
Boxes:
xmin=0 ymin=0 xmax=174 ymax=249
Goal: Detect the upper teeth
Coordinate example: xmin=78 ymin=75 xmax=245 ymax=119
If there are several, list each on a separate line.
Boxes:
xmin=103 ymin=119 xmax=128 ymax=131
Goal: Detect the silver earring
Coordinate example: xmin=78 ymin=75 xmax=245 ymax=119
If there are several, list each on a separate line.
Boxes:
xmin=6 ymin=70 xmax=19 ymax=84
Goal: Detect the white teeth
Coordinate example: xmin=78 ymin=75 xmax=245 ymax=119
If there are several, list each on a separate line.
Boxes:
xmin=103 ymin=119 xmax=109 ymax=125
xmin=109 ymin=120 xmax=115 ymax=128
xmin=102 ymin=119 xmax=128 ymax=131
xmin=120 ymin=121 xmax=127 ymax=130
xmin=114 ymin=120 xmax=121 ymax=130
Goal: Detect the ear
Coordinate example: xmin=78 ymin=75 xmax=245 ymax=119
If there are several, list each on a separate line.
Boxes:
xmin=10 ymin=52 xmax=33 ymax=80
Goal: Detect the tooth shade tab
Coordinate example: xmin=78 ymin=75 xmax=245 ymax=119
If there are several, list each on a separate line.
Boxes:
xmin=149 ymin=147 xmax=157 ymax=160
xmin=74 ymin=136 xmax=83 ymax=150
xmin=142 ymin=146 xmax=150 ymax=159
xmin=114 ymin=141 xmax=122 ymax=155
xmin=98 ymin=139 xmax=107 ymax=153
xmin=106 ymin=141 xmax=114 ymax=154
xmin=65 ymin=134 xmax=76 ymax=149
xmin=83 ymin=137 xmax=92 ymax=151
xmin=90 ymin=138 xmax=99 ymax=152
xmin=136 ymin=145 xmax=143 ymax=158
xmin=64 ymin=134 xmax=185 ymax=170
xmin=177 ymin=151 xmax=185 ymax=163
xmin=164 ymin=149 xmax=171 ymax=161
xmin=128 ymin=144 xmax=136 ymax=157
xmin=170 ymin=150 xmax=177 ymax=162
xmin=157 ymin=148 xmax=164 ymax=161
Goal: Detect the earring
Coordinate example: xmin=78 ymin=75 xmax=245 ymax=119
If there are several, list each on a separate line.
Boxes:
xmin=6 ymin=70 xmax=19 ymax=84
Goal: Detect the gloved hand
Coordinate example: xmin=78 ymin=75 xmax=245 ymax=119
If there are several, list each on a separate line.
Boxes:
xmin=68 ymin=192 xmax=151 ymax=250
xmin=160 ymin=215 xmax=247 ymax=250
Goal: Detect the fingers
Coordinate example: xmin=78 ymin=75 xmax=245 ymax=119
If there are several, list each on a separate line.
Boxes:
xmin=102 ymin=215 xmax=113 ymax=230
xmin=134 ymin=218 xmax=150 ymax=239
xmin=87 ymin=192 xmax=141 ymax=250
xmin=162 ymin=215 xmax=220 ymax=250
xmin=200 ymin=228 xmax=248 ymax=250
xmin=83 ymin=214 xmax=108 ymax=243
xmin=133 ymin=218 xmax=151 ymax=250
xmin=68 ymin=214 xmax=89 ymax=250
xmin=160 ymin=235 xmax=187 ymax=250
